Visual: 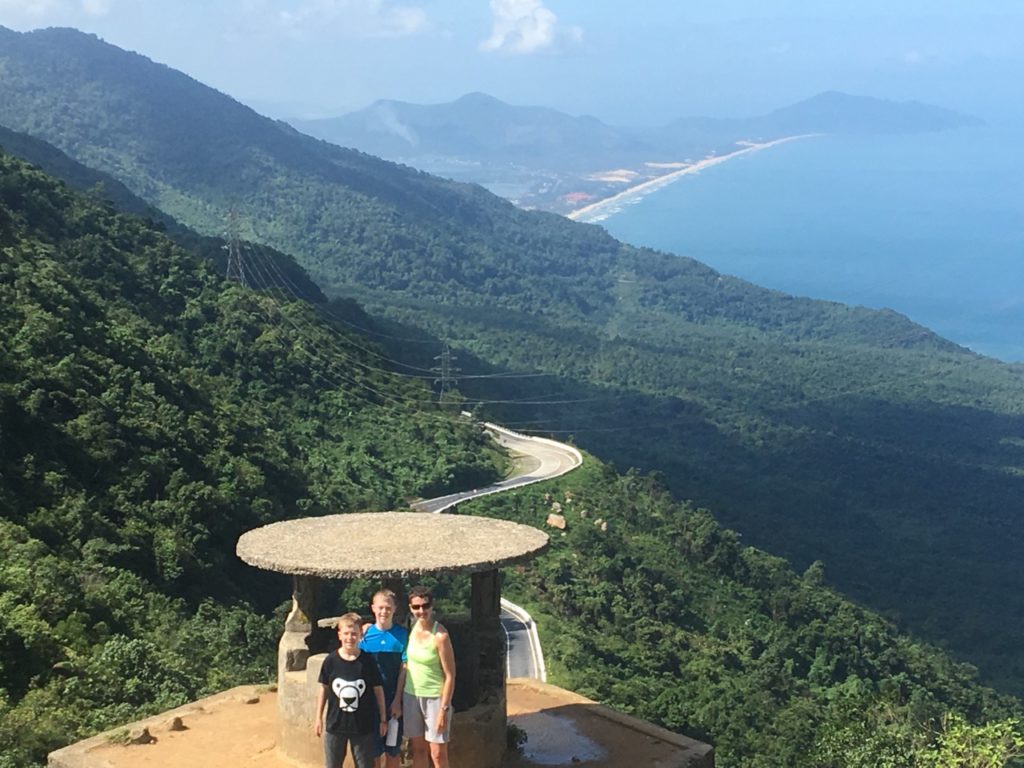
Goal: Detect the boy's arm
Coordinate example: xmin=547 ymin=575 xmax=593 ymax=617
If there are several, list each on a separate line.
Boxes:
xmin=314 ymin=684 xmax=327 ymax=737
xmin=391 ymin=662 xmax=407 ymax=718
xmin=374 ymin=685 xmax=388 ymax=736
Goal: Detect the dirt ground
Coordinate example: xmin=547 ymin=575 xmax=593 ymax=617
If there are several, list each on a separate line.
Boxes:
xmin=73 ymin=688 xmax=284 ymax=768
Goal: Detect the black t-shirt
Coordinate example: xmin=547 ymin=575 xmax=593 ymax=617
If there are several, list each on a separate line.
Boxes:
xmin=318 ymin=651 xmax=383 ymax=734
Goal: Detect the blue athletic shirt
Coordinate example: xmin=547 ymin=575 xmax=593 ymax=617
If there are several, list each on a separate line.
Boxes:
xmin=360 ymin=624 xmax=409 ymax=701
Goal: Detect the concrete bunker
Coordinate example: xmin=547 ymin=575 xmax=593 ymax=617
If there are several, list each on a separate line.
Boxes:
xmin=236 ymin=511 xmax=549 ymax=768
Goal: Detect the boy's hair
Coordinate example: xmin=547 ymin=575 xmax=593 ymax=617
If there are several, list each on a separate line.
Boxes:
xmin=408 ymin=585 xmax=433 ymax=603
xmin=335 ymin=612 xmax=364 ymax=634
xmin=372 ymin=589 xmax=396 ymax=604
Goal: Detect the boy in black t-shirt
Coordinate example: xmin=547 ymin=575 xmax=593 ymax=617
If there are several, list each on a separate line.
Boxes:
xmin=315 ymin=612 xmax=388 ymax=768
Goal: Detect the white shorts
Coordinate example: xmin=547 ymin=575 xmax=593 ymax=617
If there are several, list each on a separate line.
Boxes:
xmin=402 ymin=692 xmax=451 ymax=744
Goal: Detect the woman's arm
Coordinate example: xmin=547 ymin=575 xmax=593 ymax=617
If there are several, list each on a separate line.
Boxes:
xmin=435 ymin=627 xmax=456 ymax=732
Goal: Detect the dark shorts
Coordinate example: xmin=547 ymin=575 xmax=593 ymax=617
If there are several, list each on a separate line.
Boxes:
xmin=376 ymin=716 xmax=403 ymax=758
xmin=323 ymin=730 xmax=375 ymax=768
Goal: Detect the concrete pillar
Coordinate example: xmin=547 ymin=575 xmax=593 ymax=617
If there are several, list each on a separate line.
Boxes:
xmin=471 ymin=570 xmax=506 ymax=694
xmin=471 ymin=569 xmax=501 ymax=625
xmin=278 ymin=575 xmax=321 ymax=765
xmin=281 ymin=575 xmax=320 ymax=670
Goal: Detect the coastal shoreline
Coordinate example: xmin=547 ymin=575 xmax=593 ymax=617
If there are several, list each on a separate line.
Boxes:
xmin=566 ymin=134 xmax=819 ymax=222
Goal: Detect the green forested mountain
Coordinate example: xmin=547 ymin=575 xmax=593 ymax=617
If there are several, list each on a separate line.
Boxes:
xmin=2 ymin=25 xmax=1024 ymax=704
xmin=0 ymin=150 xmax=501 ymax=765
xmin=1 ymin=137 xmax=1023 ymax=767
xmin=0 ymin=123 xmax=166 ymax=222
xmin=0 ymin=122 xmax=328 ymax=305
xmin=468 ymin=463 xmax=1024 ymax=767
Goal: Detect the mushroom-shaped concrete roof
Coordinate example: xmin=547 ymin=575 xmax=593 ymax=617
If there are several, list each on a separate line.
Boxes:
xmin=236 ymin=512 xmax=549 ymax=579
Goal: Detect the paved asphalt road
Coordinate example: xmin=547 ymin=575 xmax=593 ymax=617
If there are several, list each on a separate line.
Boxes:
xmin=411 ymin=422 xmax=581 ymax=679
xmin=411 ymin=423 xmax=581 ymax=514
xmin=501 ymin=614 xmax=536 ymax=679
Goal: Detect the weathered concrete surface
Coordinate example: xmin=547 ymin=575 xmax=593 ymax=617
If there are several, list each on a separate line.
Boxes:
xmin=237 ymin=512 xmax=549 ymax=578
xmin=507 ymin=679 xmax=715 ymax=768
xmin=48 ymin=681 xmax=714 ymax=768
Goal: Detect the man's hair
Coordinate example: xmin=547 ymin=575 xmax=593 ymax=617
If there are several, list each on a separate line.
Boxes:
xmin=408 ymin=585 xmax=433 ymax=603
xmin=336 ymin=612 xmax=364 ymax=634
xmin=372 ymin=589 xmax=396 ymax=604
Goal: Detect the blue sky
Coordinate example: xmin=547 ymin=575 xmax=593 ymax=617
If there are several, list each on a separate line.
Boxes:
xmin=1 ymin=1 xmax=1021 ymax=123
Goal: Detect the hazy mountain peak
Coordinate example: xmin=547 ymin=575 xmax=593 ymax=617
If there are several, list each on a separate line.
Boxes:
xmin=763 ymin=90 xmax=983 ymax=133
xmin=454 ymin=91 xmax=506 ymax=106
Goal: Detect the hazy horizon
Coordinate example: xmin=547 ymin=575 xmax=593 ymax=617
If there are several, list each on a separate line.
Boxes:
xmin=2 ymin=3 xmax=1022 ymax=363
xmin=1 ymin=2 xmax=1022 ymax=125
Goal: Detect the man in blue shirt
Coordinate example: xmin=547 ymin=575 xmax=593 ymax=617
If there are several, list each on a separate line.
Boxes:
xmin=360 ymin=589 xmax=409 ymax=768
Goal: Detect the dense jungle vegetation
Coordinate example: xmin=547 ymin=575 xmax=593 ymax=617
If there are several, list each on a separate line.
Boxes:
xmin=5 ymin=25 xmax=1024 ymax=764
xmin=0 ymin=151 xmax=501 ymax=766
xmin=468 ymin=462 xmax=1024 ymax=767
xmin=1 ymin=138 xmax=1023 ymax=767
xmin=2 ymin=25 xmax=1024 ymax=699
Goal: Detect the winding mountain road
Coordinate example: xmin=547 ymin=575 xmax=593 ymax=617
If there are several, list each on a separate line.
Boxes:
xmin=411 ymin=421 xmax=581 ymax=680
xmin=411 ymin=422 xmax=582 ymax=515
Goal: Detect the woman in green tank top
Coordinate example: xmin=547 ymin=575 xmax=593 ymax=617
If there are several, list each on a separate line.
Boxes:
xmin=402 ymin=586 xmax=455 ymax=768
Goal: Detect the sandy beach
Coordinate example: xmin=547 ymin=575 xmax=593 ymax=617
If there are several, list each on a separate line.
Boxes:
xmin=566 ymin=134 xmax=817 ymax=222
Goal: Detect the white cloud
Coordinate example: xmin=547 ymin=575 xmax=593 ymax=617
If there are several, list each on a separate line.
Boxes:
xmin=0 ymin=0 xmax=110 ymax=21
xmin=272 ymin=0 xmax=428 ymax=39
xmin=81 ymin=0 xmax=112 ymax=16
xmin=480 ymin=0 xmax=581 ymax=55
xmin=0 ymin=0 xmax=60 ymax=18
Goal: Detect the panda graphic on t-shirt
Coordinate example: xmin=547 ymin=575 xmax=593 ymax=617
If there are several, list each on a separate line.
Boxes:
xmin=331 ymin=677 xmax=366 ymax=712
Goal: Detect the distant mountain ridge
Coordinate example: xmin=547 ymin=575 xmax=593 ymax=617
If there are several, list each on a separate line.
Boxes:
xmin=291 ymin=89 xmax=980 ymax=208
xmin=4 ymin=25 xmax=1024 ymax=708
xmin=295 ymin=89 xmax=979 ymax=158
xmin=293 ymin=91 xmax=652 ymax=169
xmin=745 ymin=90 xmax=983 ymax=134
xmin=0 ymin=27 xmax=939 ymax=346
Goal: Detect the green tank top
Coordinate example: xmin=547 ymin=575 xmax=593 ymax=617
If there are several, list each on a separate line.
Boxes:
xmin=404 ymin=622 xmax=444 ymax=697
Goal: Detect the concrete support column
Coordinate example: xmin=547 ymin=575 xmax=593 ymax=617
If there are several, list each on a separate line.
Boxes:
xmin=470 ymin=569 xmax=506 ymax=696
xmin=278 ymin=575 xmax=322 ymax=765
xmin=453 ymin=570 xmax=508 ymax=768
xmin=471 ymin=569 xmax=501 ymax=625
xmin=283 ymin=575 xmax=320 ymax=662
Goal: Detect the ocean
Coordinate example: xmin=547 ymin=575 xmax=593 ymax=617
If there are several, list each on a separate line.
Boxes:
xmin=594 ymin=124 xmax=1024 ymax=362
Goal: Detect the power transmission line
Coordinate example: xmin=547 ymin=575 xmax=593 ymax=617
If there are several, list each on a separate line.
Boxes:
xmin=432 ymin=343 xmax=460 ymax=400
xmin=223 ymin=209 xmax=248 ymax=286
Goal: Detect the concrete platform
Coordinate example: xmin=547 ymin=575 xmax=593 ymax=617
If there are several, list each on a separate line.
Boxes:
xmin=48 ymin=680 xmax=712 ymax=768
